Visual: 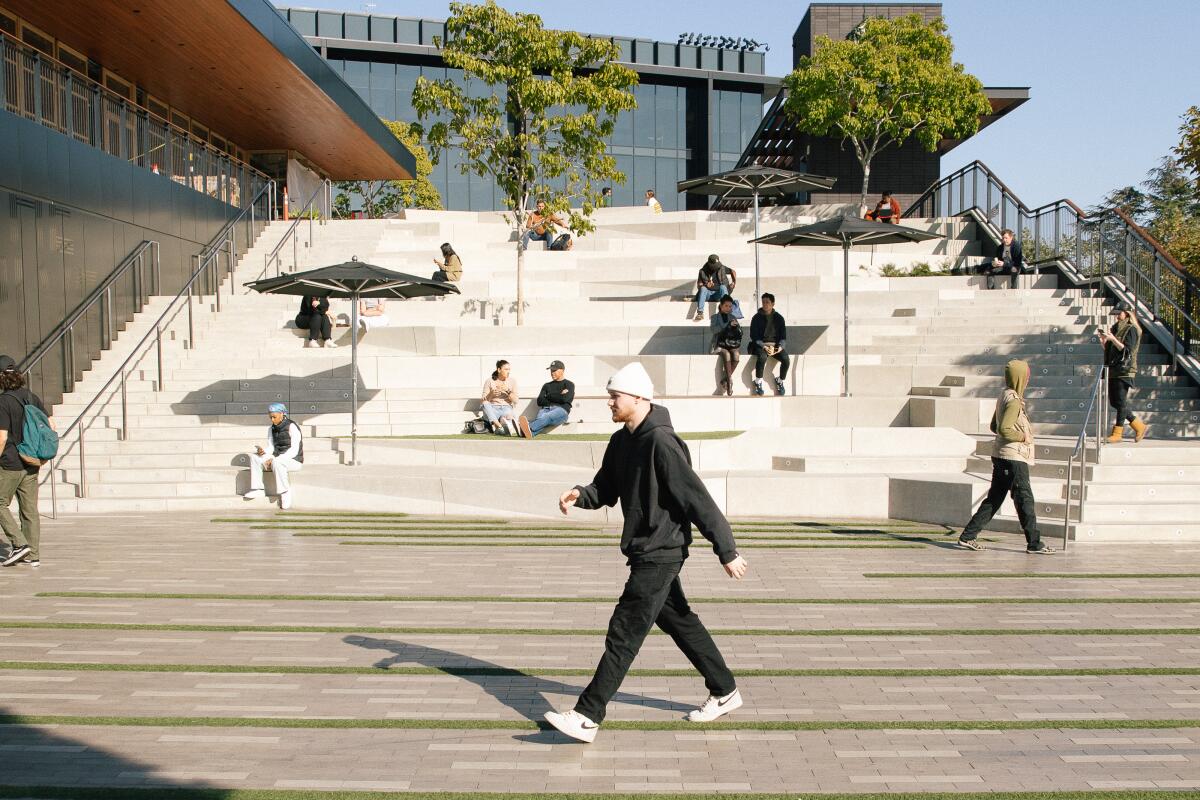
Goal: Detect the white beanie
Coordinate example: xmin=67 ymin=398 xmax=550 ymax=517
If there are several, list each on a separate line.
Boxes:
xmin=606 ymin=362 xmax=655 ymax=401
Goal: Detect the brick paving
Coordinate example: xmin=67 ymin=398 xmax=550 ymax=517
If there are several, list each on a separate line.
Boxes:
xmin=0 ymin=511 xmax=1198 ymax=794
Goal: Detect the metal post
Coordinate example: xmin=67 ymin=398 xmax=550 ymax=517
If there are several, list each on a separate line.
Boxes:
xmin=186 ymin=283 xmax=194 ymax=349
xmin=293 ymin=231 xmax=298 ymax=272
xmin=105 ymin=286 xmax=114 ymax=348
xmin=119 ymin=369 xmax=127 ymax=441
xmin=752 ymin=189 xmax=761 ymax=310
xmin=213 ymin=254 xmax=221 ymax=313
xmin=78 ymin=431 xmax=87 ymax=498
xmin=351 ymin=293 xmax=360 ymax=467
xmin=49 ymin=454 xmax=58 ymax=520
xmin=1062 ymin=449 xmax=1073 ymax=551
xmin=66 ymin=327 xmax=75 ymax=393
xmin=155 ymin=325 xmax=164 ymax=392
xmin=842 ymin=241 xmax=850 ymax=397
xmin=153 ymin=241 xmax=161 ymax=295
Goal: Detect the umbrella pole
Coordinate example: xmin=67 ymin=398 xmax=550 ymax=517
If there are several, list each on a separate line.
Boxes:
xmin=842 ymin=242 xmax=850 ymax=398
xmin=351 ymin=293 xmax=359 ymax=466
xmin=753 ymin=190 xmax=761 ymax=309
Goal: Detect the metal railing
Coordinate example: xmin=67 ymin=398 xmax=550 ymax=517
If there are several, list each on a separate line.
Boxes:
xmin=907 ymin=160 xmax=1199 ymax=383
xmin=41 ymin=180 xmax=275 ymax=515
xmin=17 ymin=240 xmax=160 ymax=400
xmin=1 ymin=33 xmax=268 ymax=208
xmin=261 ymin=179 xmax=333 ymax=279
xmin=1060 ymin=367 xmax=1107 ymax=551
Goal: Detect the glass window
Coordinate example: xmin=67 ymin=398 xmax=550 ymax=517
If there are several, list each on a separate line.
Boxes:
xmin=612 ymin=107 xmax=633 ymax=147
xmin=613 ymin=156 xmax=634 ymax=207
xmin=370 ymin=88 xmax=396 ymax=120
xmin=288 ymin=10 xmax=317 ymax=36
xmin=613 ymin=38 xmax=632 ymax=62
xmin=654 ymin=43 xmax=677 ymax=67
xmin=344 ymin=14 xmax=369 ymax=41
xmin=719 ymin=50 xmax=739 ymax=72
xmin=699 ymin=47 xmax=719 ymax=70
xmin=369 ymin=16 xmax=394 ymax=42
xmin=396 ymin=19 xmax=420 ymax=44
xmin=720 ymin=90 xmax=739 ymax=155
xmin=743 ymin=52 xmax=764 ymax=74
xmin=634 ymin=84 xmax=655 ymax=148
xmin=655 ymin=85 xmax=678 ymax=150
xmin=634 ymin=40 xmax=654 ymax=65
xmin=741 ymin=91 xmax=763 ymax=151
xmin=422 ymin=21 xmax=445 ymax=47
xmin=447 ymin=149 xmax=469 ymax=211
xmin=317 ymin=12 xmax=342 ymax=37
xmin=343 ymin=59 xmax=369 ymax=90
xmin=656 ymin=158 xmax=678 ymax=211
xmin=677 ymin=45 xmax=697 ymax=69
xmin=396 ymin=65 xmax=420 ymax=121
xmin=634 ymin=155 xmax=656 ymax=199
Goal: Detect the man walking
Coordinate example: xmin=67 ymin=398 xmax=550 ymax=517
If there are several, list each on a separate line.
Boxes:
xmin=518 ymin=360 xmax=574 ymax=438
xmin=242 ymin=403 xmax=303 ymax=510
xmin=0 ymin=355 xmax=51 ymax=568
xmin=545 ymin=362 xmax=749 ymax=743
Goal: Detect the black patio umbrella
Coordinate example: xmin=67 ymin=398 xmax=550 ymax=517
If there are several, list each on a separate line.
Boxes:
xmin=752 ymin=217 xmax=943 ymax=397
xmin=244 ymin=257 xmax=460 ymax=465
xmin=678 ymin=166 xmax=837 ymax=305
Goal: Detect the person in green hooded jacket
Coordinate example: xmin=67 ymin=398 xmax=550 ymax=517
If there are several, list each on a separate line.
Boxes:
xmin=958 ymin=359 xmax=1055 ymax=554
xmin=1099 ymin=302 xmax=1146 ymax=443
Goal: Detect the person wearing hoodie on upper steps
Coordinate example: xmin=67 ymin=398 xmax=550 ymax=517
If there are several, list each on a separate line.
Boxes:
xmin=543 ymin=362 xmax=750 ymax=744
xmin=957 ymin=359 xmax=1056 ymax=554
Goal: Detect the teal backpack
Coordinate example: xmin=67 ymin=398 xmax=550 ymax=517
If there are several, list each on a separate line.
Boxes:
xmin=12 ymin=394 xmax=58 ymax=465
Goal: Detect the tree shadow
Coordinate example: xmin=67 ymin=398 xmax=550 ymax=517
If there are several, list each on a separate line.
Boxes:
xmin=346 ymin=635 xmax=691 ymax=722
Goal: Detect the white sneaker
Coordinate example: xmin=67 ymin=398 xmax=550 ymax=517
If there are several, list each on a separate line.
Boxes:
xmin=543 ymin=709 xmax=598 ymax=743
xmin=304 ymin=340 xmax=316 ymax=348
xmin=243 ymin=489 xmax=265 ymax=500
xmin=323 ymin=339 xmax=337 ymax=348
xmin=279 ymin=490 xmax=293 ymax=510
xmin=687 ymin=688 xmax=742 ymax=722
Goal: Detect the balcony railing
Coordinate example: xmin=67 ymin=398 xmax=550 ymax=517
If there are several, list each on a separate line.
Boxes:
xmin=1 ymin=33 xmax=268 ymax=209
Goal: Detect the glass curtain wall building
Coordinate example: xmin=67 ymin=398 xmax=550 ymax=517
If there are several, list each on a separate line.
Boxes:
xmin=280 ymin=7 xmax=775 ymax=212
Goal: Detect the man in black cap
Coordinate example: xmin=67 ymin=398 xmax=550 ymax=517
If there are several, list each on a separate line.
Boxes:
xmin=694 ymin=255 xmax=737 ymax=322
xmin=518 ymin=361 xmax=575 ymax=438
xmin=0 ymin=354 xmax=52 ymax=568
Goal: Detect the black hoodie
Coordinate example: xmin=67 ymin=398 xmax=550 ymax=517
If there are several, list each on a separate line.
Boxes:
xmin=573 ymin=405 xmax=739 ymax=565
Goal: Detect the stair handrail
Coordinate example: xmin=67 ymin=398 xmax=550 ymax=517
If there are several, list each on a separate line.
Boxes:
xmin=17 ymin=240 xmax=160 ymax=396
xmin=261 ymin=179 xmax=334 ymax=280
xmin=43 ymin=178 xmax=274 ymax=516
xmin=905 ymin=159 xmax=1199 ymax=385
xmin=1060 ymin=366 xmax=1108 ymax=552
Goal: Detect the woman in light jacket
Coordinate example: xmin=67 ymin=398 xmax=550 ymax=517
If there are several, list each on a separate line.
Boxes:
xmin=957 ymin=359 xmax=1055 ymax=554
xmin=481 ymin=359 xmax=520 ymax=436
xmin=433 ymin=242 xmax=463 ymax=282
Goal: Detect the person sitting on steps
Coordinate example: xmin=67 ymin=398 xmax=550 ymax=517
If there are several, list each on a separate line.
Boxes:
xmin=749 ymin=293 xmax=789 ymax=396
xmin=296 ymin=295 xmax=336 ymax=348
xmin=710 ymin=296 xmax=743 ymax=396
xmin=243 ymin=403 xmax=304 ymax=510
xmin=864 ymin=190 xmax=900 ymax=223
xmin=984 ymin=228 xmax=1023 ymax=290
xmin=481 ymin=360 xmax=521 ymax=437
xmin=694 ymin=254 xmax=736 ymax=322
xmin=518 ymin=360 xmax=575 ymax=438
xmin=521 ymin=199 xmax=566 ymax=251
xmin=1099 ymin=302 xmax=1147 ymax=443
xmin=358 ymin=297 xmax=390 ymax=331
xmin=432 ymin=242 xmax=463 ymax=282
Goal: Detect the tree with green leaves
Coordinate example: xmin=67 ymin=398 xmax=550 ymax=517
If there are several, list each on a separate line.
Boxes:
xmin=334 ymin=120 xmax=442 ymax=218
xmin=781 ymin=13 xmax=990 ymax=211
xmin=1175 ymin=105 xmax=1200 ymax=178
xmin=411 ymin=0 xmax=637 ymax=324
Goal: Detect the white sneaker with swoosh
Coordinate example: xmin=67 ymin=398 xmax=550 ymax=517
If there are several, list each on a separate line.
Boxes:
xmin=544 ymin=709 xmax=599 ymax=743
xmin=687 ymin=688 xmax=743 ymax=722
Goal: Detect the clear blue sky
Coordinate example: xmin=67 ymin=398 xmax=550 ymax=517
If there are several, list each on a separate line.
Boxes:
xmin=286 ymin=0 xmax=1200 ymax=209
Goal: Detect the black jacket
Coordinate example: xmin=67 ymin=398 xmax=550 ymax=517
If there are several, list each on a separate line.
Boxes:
xmin=298 ymin=296 xmax=329 ymax=316
xmin=574 ymin=405 xmax=738 ymax=565
xmin=537 ymin=379 xmax=575 ymax=413
xmin=749 ymin=310 xmax=787 ymax=347
xmin=994 ymin=240 xmax=1024 ymax=270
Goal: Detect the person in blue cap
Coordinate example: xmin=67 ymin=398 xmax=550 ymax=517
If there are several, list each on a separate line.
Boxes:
xmin=243 ymin=403 xmax=303 ymax=509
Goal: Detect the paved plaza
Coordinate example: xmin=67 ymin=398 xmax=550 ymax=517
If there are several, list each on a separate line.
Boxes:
xmin=0 ymin=512 xmax=1198 ymax=798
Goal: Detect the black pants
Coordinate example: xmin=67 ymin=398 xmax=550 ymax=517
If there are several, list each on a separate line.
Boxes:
xmin=1108 ymin=376 xmax=1136 ymax=424
xmin=296 ymin=312 xmax=331 ymax=341
xmin=750 ymin=344 xmax=790 ymax=380
xmin=983 ymin=263 xmax=1018 ymax=290
xmin=961 ymin=457 xmax=1043 ymax=549
xmin=574 ymin=560 xmax=736 ymax=724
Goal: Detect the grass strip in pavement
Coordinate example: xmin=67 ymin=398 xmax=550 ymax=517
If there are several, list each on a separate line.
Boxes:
xmin=3 ymin=713 xmax=1199 ymax=734
xmin=1 ymin=621 xmax=1197 ymax=636
xmin=333 ymin=540 xmax=926 ymax=549
xmin=868 ymin=572 xmax=1200 ymax=579
xmin=365 ymin=430 xmax=743 ymax=441
xmin=39 ymin=591 xmax=1200 ymax=605
xmin=0 ymin=790 xmax=1194 ymax=800
xmin=244 ymin=524 xmax=608 ymax=532
xmin=5 ymin=660 xmax=1200 ymax=679
xmin=287 ymin=532 xmax=950 ymax=544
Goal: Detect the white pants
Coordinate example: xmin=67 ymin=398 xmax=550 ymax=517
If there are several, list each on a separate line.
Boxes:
xmin=359 ymin=314 xmax=390 ymax=330
xmin=249 ymin=453 xmax=302 ymax=494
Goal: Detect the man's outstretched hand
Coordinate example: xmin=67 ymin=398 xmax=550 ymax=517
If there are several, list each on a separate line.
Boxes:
xmin=724 ymin=555 xmax=749 ymax=580
xmin=559 ymin=488 xmax=580 ymax=515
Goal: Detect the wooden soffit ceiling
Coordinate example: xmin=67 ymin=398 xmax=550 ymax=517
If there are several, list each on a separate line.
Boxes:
xmin=5 ymin=0 xmax=414 ymax=179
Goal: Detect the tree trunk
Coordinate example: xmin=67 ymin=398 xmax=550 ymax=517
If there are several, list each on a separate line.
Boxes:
xmin=859 ymin=162 xmax=871 ymax=218
xmin=515 ymin=234 xmax=525 ymax=326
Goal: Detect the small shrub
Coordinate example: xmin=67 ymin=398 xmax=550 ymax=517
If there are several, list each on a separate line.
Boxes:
xmin=879 ymin=263 xmax=903 ymax=277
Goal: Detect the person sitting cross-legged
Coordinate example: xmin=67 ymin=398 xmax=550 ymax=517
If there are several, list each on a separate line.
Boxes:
xmin=694 ymin=254 xmax=736 ymax=322
xmin=243 ymin=403 xmax=304 ymax=510
xmin=518 ymin=360 xmax=575 ymax=438
xmin=749 ymin=293 xmax=789 ymax=396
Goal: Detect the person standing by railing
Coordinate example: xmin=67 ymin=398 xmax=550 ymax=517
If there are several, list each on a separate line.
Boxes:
xmin=1099 ymin=302 xmax=1147 ymax=443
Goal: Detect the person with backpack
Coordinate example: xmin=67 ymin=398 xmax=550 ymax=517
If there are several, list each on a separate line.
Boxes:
xmin=0 ymin=355 xmax=56 ymax=568
xmin=710 ymin=296 xmax=743 ymax=396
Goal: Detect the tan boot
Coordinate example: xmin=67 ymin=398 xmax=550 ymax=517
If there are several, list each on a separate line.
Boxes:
xmin=1105 ymin=425 xmax=1125 ymax=444
xmin=1130 ymin=418 xmax=1147 ymax=442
